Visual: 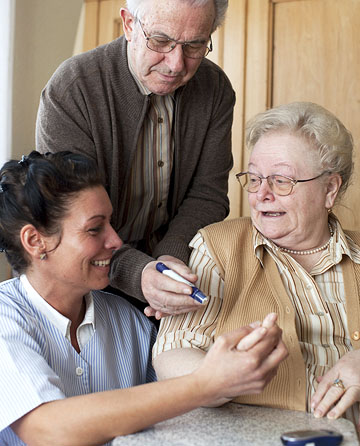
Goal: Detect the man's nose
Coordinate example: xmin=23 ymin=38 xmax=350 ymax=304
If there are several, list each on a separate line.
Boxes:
xmin=165 ymin=44 xmax=186 ymax=73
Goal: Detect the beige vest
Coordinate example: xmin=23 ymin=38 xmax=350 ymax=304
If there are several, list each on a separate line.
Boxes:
xmin=200 ymin=217 xmax=360 ymax=411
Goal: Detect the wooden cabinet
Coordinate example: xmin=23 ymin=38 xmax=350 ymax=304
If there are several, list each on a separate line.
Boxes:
xmin=240 ymin=0 xmax=360 ymax=231
xmin=81 ymin=0 xmax=360 ymax=230
xmin=82 ymin=0 xmax=125 ymax=52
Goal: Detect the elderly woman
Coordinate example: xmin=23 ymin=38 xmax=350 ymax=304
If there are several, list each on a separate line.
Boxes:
xmin=153 ymin=102 xmax=360 ymax=428
xmin=0 ymin=151 xmax=287 ymax=445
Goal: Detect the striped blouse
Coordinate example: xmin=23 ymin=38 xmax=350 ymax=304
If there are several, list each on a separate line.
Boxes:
xmin=154 ymin=216 xmax=360 ymax=424
xmin=0 ymin=276 xmax=157 ymax=445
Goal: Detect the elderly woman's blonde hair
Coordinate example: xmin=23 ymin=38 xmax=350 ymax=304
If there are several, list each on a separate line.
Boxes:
xmin=245 ymin=102 xmax=354 ymax=200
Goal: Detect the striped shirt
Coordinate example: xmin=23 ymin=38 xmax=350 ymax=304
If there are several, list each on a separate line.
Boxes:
xmin=118 ymin=48 xmax=174 ymax=251
xmin=154 ymin=216 xmax=360 ymax=423
xmin=0 ymin=277 xmax=157 ymax=445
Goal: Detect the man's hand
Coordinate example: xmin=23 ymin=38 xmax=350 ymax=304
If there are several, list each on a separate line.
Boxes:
xmin=141 ymin=255 xmax=202 ymax=319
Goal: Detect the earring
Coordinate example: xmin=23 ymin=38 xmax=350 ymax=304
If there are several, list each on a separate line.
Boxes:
xmin=40 ymin=253 xmax=47 ymax=260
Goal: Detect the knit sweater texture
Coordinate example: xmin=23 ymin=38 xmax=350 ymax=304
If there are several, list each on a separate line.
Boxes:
xmin=36 ymin=36 xmax=235 ymax=300
xmin=200 ymin=217 xmax=360 ymax=411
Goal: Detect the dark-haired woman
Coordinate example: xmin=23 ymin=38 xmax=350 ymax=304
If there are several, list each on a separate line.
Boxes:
xmin=0 ymin=151 xmax=287 ymax=445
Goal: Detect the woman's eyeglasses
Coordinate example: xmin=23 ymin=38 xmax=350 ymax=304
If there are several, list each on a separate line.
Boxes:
xmin=235 ymin=172 xmax=328 ymax=196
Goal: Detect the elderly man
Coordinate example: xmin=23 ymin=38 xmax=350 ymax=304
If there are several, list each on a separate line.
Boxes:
xmin=36 ymin=0 xmax=235 ymax=318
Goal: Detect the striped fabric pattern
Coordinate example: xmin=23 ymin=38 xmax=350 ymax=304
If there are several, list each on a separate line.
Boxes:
xmin=0 ymin=278 xmax=157 ymax=445
xmin=154 ymin=216 xmax=360 ymax=424
xmin=118 ymin=55 xmax=174 ymax=250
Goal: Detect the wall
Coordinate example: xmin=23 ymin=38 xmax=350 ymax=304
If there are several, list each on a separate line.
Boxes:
xmin=0 ymin=0 xmax=83 ymax=281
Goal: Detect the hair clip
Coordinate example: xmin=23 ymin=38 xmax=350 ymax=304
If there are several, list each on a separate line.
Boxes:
xmin=18 ymin=155 xmax=29 ymax=165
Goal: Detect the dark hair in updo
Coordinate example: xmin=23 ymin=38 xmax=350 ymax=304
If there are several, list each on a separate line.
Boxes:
xmin=0 ymin=150 xmax=103 ymax=273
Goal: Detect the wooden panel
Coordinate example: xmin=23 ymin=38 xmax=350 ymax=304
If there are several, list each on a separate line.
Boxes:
xmin=271 ymin=0 xmax=360 ymax=230
xmin=223 ymin=0 xmax=247 ymax=219
xmin=98 ymin=0 xmax=126 ymax=46
xmin=241 ymin=0 xmax=272 ymax=217
xmin=83 ymin=0 xmax=99 ymax=52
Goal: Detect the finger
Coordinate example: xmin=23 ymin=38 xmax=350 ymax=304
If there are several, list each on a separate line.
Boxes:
xmin=155 ymin=310 xmax=170 ymax=320
xmin=311 ymin=374 xmax=336 ymax=410
xmin=213 ymin=326 xmax=254 ymax=351
xmin=261 ymin=313 xmax=278 ymax=329
xmin=161 ymin=293 xmax=203 ymax=312
xmin=157 ymin=256 xmax=198 ymax=282
xmin=327 ymin=386 xmax=360 ymax=419
xmin=249 ymin=325 xmax=283 ymax=357
xmin=249 ymin=320 xmax=261 ymax=329
xmin=236 ymin=326 xmax=267 ymax=351
xmin=313 ymin=385 xmax=345 ymax=418
xmin=144 ymin=306 xmax=156 ymax=317
xmin=256 ymin=339 xmax=288 ymax=373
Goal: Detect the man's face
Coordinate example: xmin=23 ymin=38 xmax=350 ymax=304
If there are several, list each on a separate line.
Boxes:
xmin=122 ymin=0 xmax=215 ymax=95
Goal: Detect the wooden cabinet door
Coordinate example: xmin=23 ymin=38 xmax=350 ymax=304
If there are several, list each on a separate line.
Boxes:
xmin=83 ymin=0 xmax=125 ymax=52
xmin=241 ymin=0 xmax=360 ymax=230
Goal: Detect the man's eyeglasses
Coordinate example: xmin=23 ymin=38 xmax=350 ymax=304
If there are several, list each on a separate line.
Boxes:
xmin=235 ymin=172 xmax=329 ymax=196
xmin=138 ymin=21 xmax=212 ymax=59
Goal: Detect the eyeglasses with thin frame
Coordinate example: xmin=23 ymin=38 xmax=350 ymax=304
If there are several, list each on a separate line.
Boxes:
xmin=235 ymin=171 xmax=329 ymax=196
xmin=137 ymin=20 xmax=213 ymax=59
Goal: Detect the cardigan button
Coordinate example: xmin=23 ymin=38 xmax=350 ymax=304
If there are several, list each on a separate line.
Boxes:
xmin=351 ymin=331 xmax=360 ymax=341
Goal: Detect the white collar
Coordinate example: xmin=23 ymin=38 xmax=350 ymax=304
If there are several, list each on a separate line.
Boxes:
xmin=20 ymin=274 xmax=95 ymax=340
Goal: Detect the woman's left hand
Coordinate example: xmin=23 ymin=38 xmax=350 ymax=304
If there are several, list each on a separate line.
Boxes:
xmin=311 ymin=350 xmax=360 ymax=419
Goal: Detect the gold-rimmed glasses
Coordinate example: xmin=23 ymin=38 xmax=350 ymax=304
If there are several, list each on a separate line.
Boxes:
xmin=235 ymin=171 xmax=329 ymax=196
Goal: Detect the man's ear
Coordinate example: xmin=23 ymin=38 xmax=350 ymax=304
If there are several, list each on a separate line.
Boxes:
xmin=325 ymin=173 xmax=342 ymax=210
xmin=120 ymin=8 xmax=136 ymax=41
xmin=20 ymin=224 xmax=47 ymax=260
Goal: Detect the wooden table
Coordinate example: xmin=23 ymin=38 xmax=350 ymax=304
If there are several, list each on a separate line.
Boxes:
xmin=112 ymin=402 xmax=359 ymax=445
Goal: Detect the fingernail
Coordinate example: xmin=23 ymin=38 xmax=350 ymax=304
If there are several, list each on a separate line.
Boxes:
xmin=264 ymin=313 xmax=277 ymax=323
xmin=249 ymin=321 xmax=261 ymax=328
xmin=314 ymin=410 xmax=322 ymax=418
xmin=327 ymin=411 xmax=336 ymax=419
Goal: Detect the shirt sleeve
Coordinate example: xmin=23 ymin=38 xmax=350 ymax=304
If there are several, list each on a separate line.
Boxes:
xmin=152 ymin=232 xmax=224 ymax=359
xmin=0 ymin=305 xmax=65 ymax=432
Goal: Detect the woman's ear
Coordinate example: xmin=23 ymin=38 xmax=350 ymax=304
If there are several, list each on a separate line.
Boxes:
xmin=120 ymin=8 xmax=136 ymax=41
xmin=325 ymin=173 xmax=342 ymax=210
xmin=20 ymin=224 xmax=47 ymax=261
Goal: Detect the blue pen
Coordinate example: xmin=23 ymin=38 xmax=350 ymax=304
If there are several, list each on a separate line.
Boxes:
xmin=156 ymin=262 xmax=208 ymax=304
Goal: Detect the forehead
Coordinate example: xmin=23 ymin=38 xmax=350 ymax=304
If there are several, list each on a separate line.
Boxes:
xmin=249 ymin=131 xmax=320 ymax=172
xmin=141 ymin=0 xmax=215 ymax=38
xmin=63 ymin=186 xmax=112 ymax=225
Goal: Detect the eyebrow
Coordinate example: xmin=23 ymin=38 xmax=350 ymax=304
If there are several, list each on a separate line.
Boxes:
xmin=145 ymin=27 xmax=208 ymax=44
xmin=248 ymin=161 xmax=294 ymax=169
xmin=86 ymin=215 xmax=106 ymax=222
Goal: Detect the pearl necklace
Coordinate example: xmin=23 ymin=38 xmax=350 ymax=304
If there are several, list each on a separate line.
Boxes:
xmin=275 ymin=225 xmax=334 ymax=256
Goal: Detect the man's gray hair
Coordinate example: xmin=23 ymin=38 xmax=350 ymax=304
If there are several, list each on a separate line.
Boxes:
xmin=126 ymin=0 xmax=228 ymax=32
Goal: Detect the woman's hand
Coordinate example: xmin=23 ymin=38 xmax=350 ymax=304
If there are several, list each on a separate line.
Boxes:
xmin=197 ymin=313 xmax=288 ymax=406
xmin=311 ymin=349 xmax=360 ymax=419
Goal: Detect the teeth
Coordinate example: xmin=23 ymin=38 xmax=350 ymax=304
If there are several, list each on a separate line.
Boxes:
xmin=91 ymin=259 xmax=110 ymax=267
xmin=264 ymin=212 xmax=282 ymax=216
